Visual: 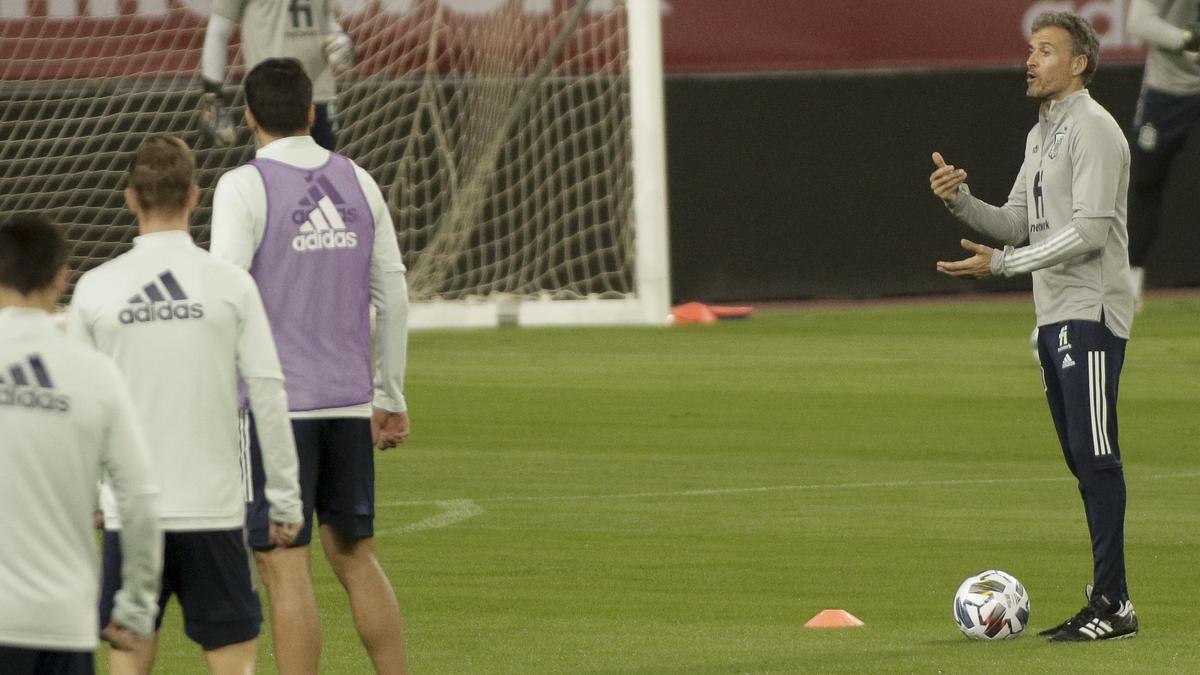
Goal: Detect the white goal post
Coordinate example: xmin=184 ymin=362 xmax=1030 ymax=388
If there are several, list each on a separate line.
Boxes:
xmin=0 ymin=0 xmax=672 ymax=329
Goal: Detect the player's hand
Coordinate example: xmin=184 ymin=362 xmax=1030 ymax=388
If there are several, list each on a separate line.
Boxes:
xmin=936 ymin=239 xmax=994 ymax=279
xmin=93 ymin=510 xmax=104 ymax=530
xmin=269 ymin=519 xmax=303 ymax=548
xmin=1183 ymin=27 xmax=1200 ymax=52
xmin=198 ymin=87 xmax=236 ymax=147
xmin=372 ymin=407 xmax=410 ymax=450
xmin=930 ymin=151 xmax=968 ymax=203
xmin=102 ymin=621 xmax=150 ymax=652
xmin=323 ymin=32 xmax=356 ymax=74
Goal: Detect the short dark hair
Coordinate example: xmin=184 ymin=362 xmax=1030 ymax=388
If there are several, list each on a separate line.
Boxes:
xmin=127 ymin=135 xmax=195 ymax=215
xmin=1032 ymin=11 xmax=1100 ymax=85
xmin=0 ymin=214 xmax=68 ymax=295
xmin=244 ymin=58 xmax=313 ymax=136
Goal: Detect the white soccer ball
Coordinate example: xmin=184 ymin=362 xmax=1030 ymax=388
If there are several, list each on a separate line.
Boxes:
xmin=953 ymin=570 xmax=1030 ymax=640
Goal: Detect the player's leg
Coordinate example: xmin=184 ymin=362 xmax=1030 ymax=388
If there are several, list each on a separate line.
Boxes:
xmin=0 ymin=646 xmax=95 ymax=675
xmin=99 ymin=529 xmax=167 ymax=675
xmin=1127 ymin=88 xmax=1200 ymax=306
xmin=171 ymin=530 xmax=262 ymax=675
xmin=316 ymin=418 xmax=408 ymax=675
xmin=310 ymin=102 xmax=338 ymax=151
xmin=1042 ymin=320 xmax=1135 ymax=641
xmin=243 ymin=413 xmax=322 ymax=675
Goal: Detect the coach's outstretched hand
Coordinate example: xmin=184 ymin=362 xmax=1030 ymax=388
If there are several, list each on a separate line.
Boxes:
xmin=372 ymin=407 xmax=411 ymax=450
xmin=937 ymin=239 xmax=994 ymax=279
xmin=930 ymin=152 xmax=968 ymax=203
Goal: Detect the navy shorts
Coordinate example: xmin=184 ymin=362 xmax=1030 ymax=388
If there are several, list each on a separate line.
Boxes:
xmin=311 ymin=102 xmax=338 ymax=151
xmin=242 ymin=414 xmax=376 ymax=550
xmin=98 ymin=530 xmax=261 ymax=650
xmin=0 ymin=646 xmax=93 ymax=674
xmin=1037 ymin=319 xmax=1127 ymax=474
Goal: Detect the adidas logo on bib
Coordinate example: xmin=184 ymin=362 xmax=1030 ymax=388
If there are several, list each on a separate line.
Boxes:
xmin=118 ymin=270 xmax=204 ymax=324
xmin=291 ymin=175 xmax=359 ymax=252
xmin=0 ymin=354 xmax=70 ymax=412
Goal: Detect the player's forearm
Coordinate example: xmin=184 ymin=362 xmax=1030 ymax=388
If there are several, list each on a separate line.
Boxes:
xmin=372 ymin=270 xmax=409 ymax=413
xmin=245 ymin=377 xmax=304 ymax=524
xmin=1128 ymin=0 xmax=1191 ymax=50
xmin=103 ymin=372 xmax=162 ymax=634
xmin=946 ymin=185 xmax=1029 ymax=246
xmin=201 ymin=14 xmax=235 ymax=86
xmin=990 ymin=217 xmax=1111 ymax=277
xmin=110 ymin=491 xmax=162 ymax=636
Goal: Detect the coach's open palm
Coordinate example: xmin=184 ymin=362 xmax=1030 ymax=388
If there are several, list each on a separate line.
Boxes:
xmin=930 ymin=152 xmax=968 ymax=203
xmin=937 ymin=239 xmax=994 ymax=279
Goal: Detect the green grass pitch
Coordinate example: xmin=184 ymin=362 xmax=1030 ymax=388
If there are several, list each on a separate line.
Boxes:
xmin=105 ymin=294 xmax=1200 ymax=673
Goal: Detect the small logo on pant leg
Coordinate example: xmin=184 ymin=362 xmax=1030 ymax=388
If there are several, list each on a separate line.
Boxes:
xmin=1061 ymin=353 xmax=1076 ymax=369
xmin=1137 ymin=123 xmax=1158 ymax=152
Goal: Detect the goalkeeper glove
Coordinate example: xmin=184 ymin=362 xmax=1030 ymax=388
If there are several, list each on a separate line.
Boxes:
xmin=1183 ymin=26 xmax=1200 ymax=52
xmin=323 ymin=32 xmax=355 ymax=74
xmin=198 ymin=79 xmax=236 ymax=147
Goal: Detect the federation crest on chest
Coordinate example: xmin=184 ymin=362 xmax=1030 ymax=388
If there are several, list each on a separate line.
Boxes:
xmin=1047 ymin=130 xmax=1067 ymax=160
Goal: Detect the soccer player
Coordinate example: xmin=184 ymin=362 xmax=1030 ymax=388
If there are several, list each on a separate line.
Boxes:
xmin=67 ymin=135 xmax=305 ymax=674
xmin=198 ymin=0 xmax=353 ymax=149
xmin=0 ymin=214 xmax=161 ymax=674
xmin=1125 ymin=0 xmax=1200 ymax=310
xmin=928 ymin=12 xmax=1138 ymax=642
xmin=210 ymin=58 xmax=411 ymax=674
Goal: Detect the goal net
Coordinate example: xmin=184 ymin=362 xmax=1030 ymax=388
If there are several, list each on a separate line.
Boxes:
xmin=0 ymin=0 xmax=670 ymax=328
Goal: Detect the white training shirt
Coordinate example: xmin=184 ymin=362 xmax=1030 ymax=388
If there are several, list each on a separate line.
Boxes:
xmin=0 ymin=307 xmax=160 ymax=649
xmin=69 ymin=230 xmax=302 ymax=531
xmin=949 ymin=90 xmax=1134 ymax=338
xmin=210 ymin=134 xmax=409 ymax=419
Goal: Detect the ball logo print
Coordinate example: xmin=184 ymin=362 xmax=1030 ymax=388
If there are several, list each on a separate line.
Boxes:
xmin=953 ymin=570 xmax=1031 ymax=640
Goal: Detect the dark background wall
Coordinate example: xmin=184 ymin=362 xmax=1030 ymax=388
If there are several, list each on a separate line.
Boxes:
xmin=665 ymin=65 xmax=1200 ymax=302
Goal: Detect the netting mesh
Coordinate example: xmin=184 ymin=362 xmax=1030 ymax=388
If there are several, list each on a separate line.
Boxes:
xmin=0 ymin=0 xmax=636 ymax=302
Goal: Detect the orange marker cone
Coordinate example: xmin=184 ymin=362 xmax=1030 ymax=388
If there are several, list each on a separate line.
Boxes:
xmin=670 ymin=302 xmax=717 ymax=324
xmin=804 ymin=609 xmax=865 ymax=628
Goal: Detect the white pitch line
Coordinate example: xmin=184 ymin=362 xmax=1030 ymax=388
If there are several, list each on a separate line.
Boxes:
xmin=379 ymin=471 xmax=1200 ymax=508
xmin=383 ymin=499 xmax=484 ymax=535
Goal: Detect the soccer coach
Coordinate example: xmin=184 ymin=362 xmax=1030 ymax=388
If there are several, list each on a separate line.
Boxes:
xmin=928 ymin=11 xmax=1138 ymax=642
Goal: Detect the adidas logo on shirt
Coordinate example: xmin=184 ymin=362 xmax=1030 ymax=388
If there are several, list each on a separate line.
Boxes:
xmin=291 ymin=175 xmax=359 ymax=252
xmin=0 ymin=354 xmax=70 ymax=412
xmin=118 ymin=270 xmax=205 ymax=324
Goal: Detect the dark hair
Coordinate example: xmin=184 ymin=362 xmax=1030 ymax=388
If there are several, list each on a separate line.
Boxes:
xmin=244 ymin=58 xmax=313 ymax=136
xmin=0 ymin=213 xmax=68 ymax=295
xmin=1032 ymin=11 xmax=1100 ymax=85
xmin=127 ymin=135 xmax=195 ymax=215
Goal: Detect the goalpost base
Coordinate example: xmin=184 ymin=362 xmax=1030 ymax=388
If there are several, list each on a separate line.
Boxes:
xmin=410 ymin=297 xmax=671 ymax=330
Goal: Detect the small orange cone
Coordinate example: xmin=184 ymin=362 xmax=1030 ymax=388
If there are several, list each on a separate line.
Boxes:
xmin=671 ymin=302 xmax=717 ymax=324
xmin=709 ymin=305 xmax=753 ymax=319
xmin=804 ymin=609 xmax=865 ymax=628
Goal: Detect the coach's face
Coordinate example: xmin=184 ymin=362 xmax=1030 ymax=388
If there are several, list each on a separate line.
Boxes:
xmin=1026 ymin=26 xmax=1086 ymax=102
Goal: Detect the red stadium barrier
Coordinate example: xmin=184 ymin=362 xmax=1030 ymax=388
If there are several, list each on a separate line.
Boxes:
xmin=1 ymin=0 xmax=1147 ymax=80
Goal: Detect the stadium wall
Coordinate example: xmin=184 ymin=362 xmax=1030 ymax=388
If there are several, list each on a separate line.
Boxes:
xmin=664 ymin=64 xmax=1200 ymax=302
